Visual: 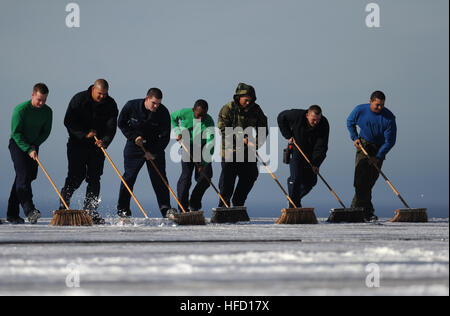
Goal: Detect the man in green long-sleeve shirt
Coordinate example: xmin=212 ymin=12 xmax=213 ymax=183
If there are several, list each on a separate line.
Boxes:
xmin=7 ymin=83 xmax=53 ymax=224
xmin=171 ymin=100 xmax=215 ymax=212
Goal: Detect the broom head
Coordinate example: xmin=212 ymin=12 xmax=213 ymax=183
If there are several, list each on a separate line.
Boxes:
xmin=50 ymin=210 xmax=94 ymax=226
xmin=276 ymin=208 xmax=318 ymax=224
xmin=168 ymin=210 xmax=206 ymax=225
xmin=210 ymin=206 xmax=250 ymax=223
xmin=327 ymin=208 xmax=366 ymax=223
xmin=389 ymin=208 xmax=428 ymax=223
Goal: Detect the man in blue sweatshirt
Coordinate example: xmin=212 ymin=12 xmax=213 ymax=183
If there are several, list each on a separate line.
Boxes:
xmin=116 ymin=88 xmax=177 ymax=218
xmin=347 ymin=91 xmax=397 ymax=220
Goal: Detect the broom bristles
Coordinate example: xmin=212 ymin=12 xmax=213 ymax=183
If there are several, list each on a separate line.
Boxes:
xmin=50 ymin=210 xmax=93 ymax=226
xmin=168 ymin=211 xmax=206 ymax=225
xmin=327 ymin=208 xmax=366 ymax=223
xmin=210 ymin=207 xmax=250 ymax=223
xmin=389 ymin=208 xmax=428 ymax=223
xmin=276 ymin=208 xmax=318 ymax=224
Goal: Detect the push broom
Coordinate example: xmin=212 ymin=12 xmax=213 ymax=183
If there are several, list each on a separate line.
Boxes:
xmin=359 ymin=142 xmax=428 ymax=222
xmin=253 ymin=150 xmax=317 ymax=224
xmin=138 ymin=143 xmax=206 ymax=225
xmin=34 ymin=157 xmax=94 ymax=226
xmin=291 ymin=140 xmax=365 ymax=223
xmin=178 ymin=141 xmax=250 ymax=223
xmin=94 ymin=136 xmax=150 ymax=222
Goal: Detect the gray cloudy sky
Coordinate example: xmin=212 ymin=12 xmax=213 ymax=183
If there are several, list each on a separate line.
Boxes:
xmin=0 ymin=0 xmax=448 ymax=218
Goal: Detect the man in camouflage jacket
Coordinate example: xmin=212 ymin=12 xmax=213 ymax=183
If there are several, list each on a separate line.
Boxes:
xmin=217 ymin=83 xmax=268 ymax=208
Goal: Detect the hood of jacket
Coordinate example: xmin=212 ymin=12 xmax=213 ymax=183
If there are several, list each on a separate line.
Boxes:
xmin=233 ymin=82 xmax=257 ymax=106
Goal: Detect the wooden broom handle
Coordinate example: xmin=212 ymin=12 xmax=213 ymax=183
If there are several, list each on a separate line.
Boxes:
xmin=178 ymin=141 xmax=230 ymax=208
xmin=358 ymin=141 xmax=410 ymax=209
xmin=35 ymin=157 xmax=70 ymax=210
xmin=254 ymin=151 xmax=297 ymax=208
xmin=94 ymin=136 xmax=149 ymax=219
xmin=292 ymin=140 xmax=347 ymax=209
xmin=137 ymin=144 xmax=188 ymax=214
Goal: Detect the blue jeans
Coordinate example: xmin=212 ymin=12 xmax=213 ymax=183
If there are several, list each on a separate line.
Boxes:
xmin=177 ymin=161 xmax=212 ymax=211
xmin=218 ymin=161 xmax=259 ymax=207
xmin=8 ymin=139 xmax=38 ymax=218
xmin=117 ymin=143 xmax=171 ymax=217
xmin=287 ymin=153 xmax=317 ymax=208
xmin=351 ymin=139 xmax=383 ymax=213
xmin=60 ymin=140 xmax=105 ymax=212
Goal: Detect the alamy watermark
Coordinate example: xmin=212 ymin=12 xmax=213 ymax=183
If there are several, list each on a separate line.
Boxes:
xmin=365 ymin=3 xmax=381 ymax=28
xmin=65 ymin=263 xmax=81 ymax=288
xmin=65 ymin=3 xmax=80 ymax=28
xmin=365 ymin=263 xmax=381 ymax=288
xmin=65 ymin=3 xmax=381 ymax=29
xmin=169 ymin=125 xmax=279 ymax=173
xmin=61 ymin=1 xmax=380 ymax=173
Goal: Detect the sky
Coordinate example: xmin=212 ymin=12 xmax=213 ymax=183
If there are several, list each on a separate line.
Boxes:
xmin=0 ymin=0 xmax=448 ymax=219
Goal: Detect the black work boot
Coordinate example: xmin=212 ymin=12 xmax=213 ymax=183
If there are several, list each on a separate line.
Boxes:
xmin=88 ymin=211 xmax=105 ymax=225
xmin=117 ymin=207 xmax=132 ymax=219
xmin=58 ymin=199 xmax=69 ymax=210
xmin=59 ymin=188 xmax=73 ymax=210
xmin=7 ymin=216 xmax=25 ymax=224
xmin=363 ymin=208 xmax=378 ymax=222
xmin=27 ymin=209 xmax=41 ymax=225
xmin=188 ymin=206 xmax=200 ymax=212
xmin=162 ymin=208 xmax=178 ymax=218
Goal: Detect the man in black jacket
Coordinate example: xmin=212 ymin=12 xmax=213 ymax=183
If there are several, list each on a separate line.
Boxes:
xmin=60 ymin=79 xmax=118 ymax=224
xmin=277 ymin=105 xmax=329 ymax=208
xmin=116 ymin=88 xmax=177 ymax=218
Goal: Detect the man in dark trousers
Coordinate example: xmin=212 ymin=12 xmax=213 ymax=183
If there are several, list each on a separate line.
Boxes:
xmin=217 ymin=83 xmax=268 ymax=208
xmin=117 ymin=88 xmax=177 ymax=218
xmin=171 ymin=99 xmax=215 ymax=212
xmin=7 ymin=83 xmax=53 ymax=224
xmin=347 ymin=91 xmax=397 ymax=220
xmin=60 ymin=79 xmax=118 ymax=225
xmin=278 ymin=105 xmax=330 ymax=208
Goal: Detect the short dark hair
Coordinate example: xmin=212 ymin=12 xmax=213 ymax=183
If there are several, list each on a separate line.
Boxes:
xmin=308 ymin=105 xmax=322 ymax=115
xmin=194 ymin=99 xmax=208 ymax=111
xmin=33 ymin=83 xmax=49 ymax=95
xmin=94 ymin=79 xmax=109 ymax=91
xmin=370 ymin=90 xmax=386 ymax=101
xmin=147 ymin=88 xmax=163 ymax=99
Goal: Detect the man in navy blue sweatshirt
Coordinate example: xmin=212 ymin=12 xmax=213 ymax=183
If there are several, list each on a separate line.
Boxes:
xmin=60 ymin=79 xmax=118 ymax=225
xmin=347 ymin=91 xmax=397 ymax=220
xmin=117 ymin=88 xmax=177 ymax=218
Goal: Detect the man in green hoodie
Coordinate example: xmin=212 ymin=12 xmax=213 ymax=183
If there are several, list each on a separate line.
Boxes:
xmin=7 ymin=83 xmax=53 ymax=224
xmin=217 ymin=83 xmax=268 ymax=208
xmin=171 ymin=99 xmax=215 ymax=212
